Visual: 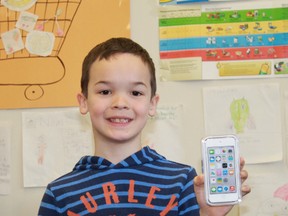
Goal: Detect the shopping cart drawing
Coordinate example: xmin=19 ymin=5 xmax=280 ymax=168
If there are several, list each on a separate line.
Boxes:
xmin=0 ymin=0 xmax=82 ymax=100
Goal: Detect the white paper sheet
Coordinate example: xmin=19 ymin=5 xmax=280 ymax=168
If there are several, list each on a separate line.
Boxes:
xmin=240 ymin=162 xmax=288 ymax=216
xmin=0 ymin=28 xmax=25 ymax=55
xmin=25 ymin=30 xmax=55 ymax=56
xmin=142 ymin=104 xmax=185 ymax=162
xmin=16 ymin=11 xmax=38 ymax=32
xmin=0 ymin=122 xmax=11 ymax=195
xmin=22 ymin=109 xmax=94 ymax=187
xmin=203 ymin=83 xmax=282 ymax=164
xmin=1 ymin=0 xmax=37 ymax=11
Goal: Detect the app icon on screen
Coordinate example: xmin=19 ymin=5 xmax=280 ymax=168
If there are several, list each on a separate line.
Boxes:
xmin=217 ymin=178 xmax=222 ymax=183
xmin=210 ymin=156 xmax=215 ymax=162
xmin=217 ymin=186 xmax=223 ymax=192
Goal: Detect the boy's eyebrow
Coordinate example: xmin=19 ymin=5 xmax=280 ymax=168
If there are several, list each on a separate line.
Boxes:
xmin=132 ymin=81 xmax=148 ymax=88
xmin=94 ymin=81 xmax=148 ymax=87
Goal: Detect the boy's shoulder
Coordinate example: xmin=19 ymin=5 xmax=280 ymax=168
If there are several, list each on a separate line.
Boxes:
xmin=47 ymin=169 xmax=79 ymax=188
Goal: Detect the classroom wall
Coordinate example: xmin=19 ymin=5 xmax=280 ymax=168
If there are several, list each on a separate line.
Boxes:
xmin=0 ymin=0 xmax=287 ymax=215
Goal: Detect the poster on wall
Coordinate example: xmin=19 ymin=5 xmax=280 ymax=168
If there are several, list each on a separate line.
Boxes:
xmin=160 ymin=0 xmax=241 ymax=5
xmin=202 ymin=83 xmax=282 ymax=164
xmin=0 ymin=0 xmax=130 ymax=109
xmin=142 ymin=104 xmax=186 ymax=163
xmin=22 ymin=109 xmax=93 ymax=187
xmin=240 ymin=162 xmax=288 ymax=216
xmin=159 ymin=0 xmax=288 ymax=81
xmin=0 ymin=122 xmax=11 ymax=195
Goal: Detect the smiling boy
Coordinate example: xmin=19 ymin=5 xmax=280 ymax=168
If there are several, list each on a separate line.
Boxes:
xmin=38 ymin=38 xmax=250 ymax=216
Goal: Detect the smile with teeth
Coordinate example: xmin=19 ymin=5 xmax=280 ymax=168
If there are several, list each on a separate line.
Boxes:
xmin=109 ymin=118 xmax=131 ymax=123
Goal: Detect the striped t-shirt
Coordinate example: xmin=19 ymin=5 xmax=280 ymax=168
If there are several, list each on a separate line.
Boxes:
xmin=38 ymin=146 xmax=200 ymax=215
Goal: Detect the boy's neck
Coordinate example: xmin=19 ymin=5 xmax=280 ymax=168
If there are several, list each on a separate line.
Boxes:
xmin=94 ymin=140 xmax=142 ymax=164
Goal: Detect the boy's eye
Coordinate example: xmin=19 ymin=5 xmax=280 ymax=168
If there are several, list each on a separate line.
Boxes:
xmin=100 ymin=90 xmax=111 ymax=95
xmin=132 ymin=91 xmax=142 ymax=96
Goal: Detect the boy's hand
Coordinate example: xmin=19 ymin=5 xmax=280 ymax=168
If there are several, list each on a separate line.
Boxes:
xmin=194 ymin=157 xmax=251 ymax=216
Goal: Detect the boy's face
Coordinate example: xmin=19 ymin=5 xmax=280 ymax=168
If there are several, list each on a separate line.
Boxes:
xmin=78 ymin=53 xmax=159 ymax=146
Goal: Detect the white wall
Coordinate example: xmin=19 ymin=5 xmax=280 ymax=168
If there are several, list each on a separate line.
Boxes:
xmin=0 ymin=1 xmax=287 ymax=215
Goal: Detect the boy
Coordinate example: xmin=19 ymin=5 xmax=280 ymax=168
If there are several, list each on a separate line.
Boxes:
xmin=38 ymin=37 xmax=250 ymax=215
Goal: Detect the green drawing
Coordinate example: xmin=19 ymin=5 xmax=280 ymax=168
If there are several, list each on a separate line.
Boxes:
xmin=230 ymin=98 xmax=250 ymax=133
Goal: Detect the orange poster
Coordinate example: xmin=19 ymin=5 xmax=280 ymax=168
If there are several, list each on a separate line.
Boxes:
xmin=0 ymin=0 xmax=130 ymax=109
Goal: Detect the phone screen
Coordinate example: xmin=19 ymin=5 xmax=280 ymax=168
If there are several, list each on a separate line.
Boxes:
xmin=207 ymin=146 xmax=237 ymax=195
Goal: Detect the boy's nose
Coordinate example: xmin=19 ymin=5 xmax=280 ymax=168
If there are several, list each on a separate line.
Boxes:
xmin=112 ymin=94 xmax=129 ymax=109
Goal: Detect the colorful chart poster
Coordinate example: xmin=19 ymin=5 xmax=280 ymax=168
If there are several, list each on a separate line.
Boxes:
xmin=160 ymin=0 xmax=239 ymax=5
xmin=159 ymin=0 xmax=288 ymax=80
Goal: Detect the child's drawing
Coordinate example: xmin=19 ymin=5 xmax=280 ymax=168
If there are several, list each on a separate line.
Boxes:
xmin=203 ymin=83 xmax=282 ymax=164
xmin=230 ymin=97 xmax=255 ymax=133
xmin=1 ymin=0 xmax=37 ymax=11
xmin=256 ymin=183 xmax=288 ymax=216
xmin=16 ymin=11 xmax=38 ymax=32
xmin=36 ymin=135 xmax=47 ymax=165
xmin=230 ymin=98 xmax=250 ymax=133
xmin=0 ymin=28 xmax=24 ymax=54
xmin=25 ymin=30 xmax=55 ymax=57
xmin=257 ymin=198 xmax=288 ymax=216
xmin=0 ymin=0 xmax=82 ymax=101
xmin=274 ymin=183 xmax=288 ymax=202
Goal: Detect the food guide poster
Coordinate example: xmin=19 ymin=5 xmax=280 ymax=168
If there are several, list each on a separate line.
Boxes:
xmin=158 ymin=0 xmax=288 ymax=81
xmin=159 ymin=0 xmax=243 ymax=5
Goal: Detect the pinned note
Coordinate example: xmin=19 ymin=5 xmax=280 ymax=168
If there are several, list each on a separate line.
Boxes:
xmin=0 ymin=122 xmax=11 ymax=195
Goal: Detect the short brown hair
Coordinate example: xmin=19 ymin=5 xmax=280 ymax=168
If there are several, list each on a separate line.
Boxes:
xmin=81 ymin=37 xmax=156 ymax=98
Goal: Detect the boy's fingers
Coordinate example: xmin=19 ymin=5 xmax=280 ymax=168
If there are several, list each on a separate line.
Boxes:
xmin=194 ymin=174 xmax=204 ymax=186
xmin=241 ymin=184 xmax=251 ymax=196
xmin=240 ymin=157 xmax=245 ymax=170
xmin=240 ymin=170 xmax=248 ymax=183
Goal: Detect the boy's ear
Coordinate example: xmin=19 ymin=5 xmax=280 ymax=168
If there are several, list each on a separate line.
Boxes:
xmin=148 ymin=94 xmax=159 ymax=117
xmin=77 ymin=93 xmax=88 ymax=114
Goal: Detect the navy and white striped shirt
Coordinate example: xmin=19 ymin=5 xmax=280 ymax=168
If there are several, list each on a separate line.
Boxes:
xmin=38 ymin=146 xmax=200 ymax=215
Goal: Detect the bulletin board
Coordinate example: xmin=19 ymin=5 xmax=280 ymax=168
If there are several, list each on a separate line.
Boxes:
xmin=0 ymin=0 xmax=130 ymax=109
